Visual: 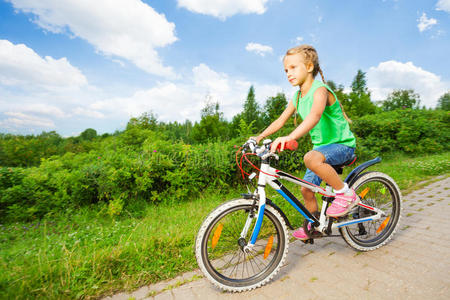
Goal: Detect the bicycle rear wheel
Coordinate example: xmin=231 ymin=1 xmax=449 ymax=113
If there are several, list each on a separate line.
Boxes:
xmin=195 ymin=199 xmax=288 ymax=292
xmin=341 ymin=171 xmax=402 ymax=251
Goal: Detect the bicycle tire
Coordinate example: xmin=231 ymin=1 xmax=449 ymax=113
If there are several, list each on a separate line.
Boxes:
xmin=340 ymin=171 xmax=402 ymax=251
xmin=195 ymin=198 xmax=288 ymax=292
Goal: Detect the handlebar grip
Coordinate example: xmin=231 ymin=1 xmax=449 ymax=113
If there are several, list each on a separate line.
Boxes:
xmin=276 ymin=140 xmax=298 ymax=151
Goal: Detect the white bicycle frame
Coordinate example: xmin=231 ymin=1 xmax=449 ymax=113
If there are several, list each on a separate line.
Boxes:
xmin=241 ymin=149 xmax=386 ymax=251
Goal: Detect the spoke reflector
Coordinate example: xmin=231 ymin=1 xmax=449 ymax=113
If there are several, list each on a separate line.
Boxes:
xmin=359 ymin=187 xmax=370 ymax=199
xmin=376 ymin=216 xmax=390 ymax=234
xmin=212 ymin=224 xmax=223 ymax=249
xmin=264 ymin=235 xmax=274 ymax=259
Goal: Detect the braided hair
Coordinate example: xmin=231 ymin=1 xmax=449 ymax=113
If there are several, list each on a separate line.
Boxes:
xmin=286 ymin=45 xmax=352 ymax=124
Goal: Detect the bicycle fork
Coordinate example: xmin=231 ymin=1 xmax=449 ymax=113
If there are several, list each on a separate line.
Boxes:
xmin=242 ymin=164 xmax=271 ymax=253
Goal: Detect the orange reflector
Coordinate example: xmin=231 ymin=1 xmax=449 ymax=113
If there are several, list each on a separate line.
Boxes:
xmin=264 ymin=235 xmax=274 ymax=259
xmin=212 ymin=224 xmax=223 ymax=249
xmin=359 ymin=187 xmax=370 ymax=199
xmin=376 ymin=216 xmax=390 ymax=234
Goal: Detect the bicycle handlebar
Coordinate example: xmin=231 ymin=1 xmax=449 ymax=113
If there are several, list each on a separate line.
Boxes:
xmin=275 ymin=140 xmax=298 ymax=151
xmin=242 ymin=139 xmax=298 ymax=160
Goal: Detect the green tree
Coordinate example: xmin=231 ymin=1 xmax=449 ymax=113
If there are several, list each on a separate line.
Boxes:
xmin=382 ymin=89 xmax=421 ymax=111
xmin=230 ymin=86 xmax=263 ymax=136
xmin=230 ymin=112 xmax=244 ymax=137
xmin=326 ymin=80 xmax=347 ymax=101
xmin=191 ymin=100 xmax=229 ymax=143
xmin=126 ymin=111 xmax=158 ymax=130
xmin=351 ymin=70 xmax=368 ymax=95
xmin=436 ymin=91 xmax=450 ymax=111
xmin=326 ymin=80 xmax=348 ymax=109
xmin=79 ymin=128 xmax=97 ymax=141
xmin=262 ymin=93 xmax=287 ymax=125
xmin=161 ymin=120 xmax=194 ymax=143
xmin=346 ymin=70 xmax=378 ymax=118
xmin=242 ymin=86 xmax=262 ymax=128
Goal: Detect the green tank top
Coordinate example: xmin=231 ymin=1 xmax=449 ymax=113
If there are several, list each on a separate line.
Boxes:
xmin=292 ymin=80 xmax=356 ymax=149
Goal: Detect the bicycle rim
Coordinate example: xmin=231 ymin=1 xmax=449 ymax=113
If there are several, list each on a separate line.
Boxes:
xmin=200 ymin=204 xmax=285 ymax=287
xmin=345 ymin=173 xmax=401 ymax=247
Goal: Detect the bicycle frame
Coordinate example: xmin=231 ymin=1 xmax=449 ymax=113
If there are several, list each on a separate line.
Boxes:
xmin=243 ymin=159 xmax=387 ymax=250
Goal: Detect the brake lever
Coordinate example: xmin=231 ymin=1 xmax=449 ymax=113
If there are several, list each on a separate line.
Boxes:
xmin=261 ymin=151 xmax=279 ymax=161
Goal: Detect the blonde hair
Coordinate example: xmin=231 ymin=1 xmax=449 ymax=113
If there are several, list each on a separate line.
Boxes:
xmin=286 ymin=45 xmax=352 ymax=124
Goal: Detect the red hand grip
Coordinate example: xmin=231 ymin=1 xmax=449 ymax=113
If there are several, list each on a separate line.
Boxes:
xmin=276 ymin=140 xmax=298 ymax=151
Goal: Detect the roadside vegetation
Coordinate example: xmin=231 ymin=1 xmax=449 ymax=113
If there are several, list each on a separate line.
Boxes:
xmin=0 ymin=71 xmax=449 ymax=299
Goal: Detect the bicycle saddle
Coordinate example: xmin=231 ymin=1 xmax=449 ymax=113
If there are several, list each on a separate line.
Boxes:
xmin=331 ymin=154 xmax=357 ymax=174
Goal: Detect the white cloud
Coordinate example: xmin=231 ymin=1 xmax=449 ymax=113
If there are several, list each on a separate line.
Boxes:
xmin=0 ymin=112 xmax=55 ymax=128
xmin=192 ymin=64 xmax=231 ymax=96
xmin=72 ymin=107 xmax=105 ymax=119
xmin=23 ymin=104 xmax=68 ymax=118
xmin=436 ymin=0 xmax=450 ymax=13
xmin=1 ymin=60 xmax=285 ymax=133
xmin=417 ymin=12 xmax=437 ymax=32
xmin=294 ymin=36 xmax=304 ymax=44
xmin=367 ymin=60 xmax=448 ymax=107
xmin=177 ymin=0 xmax=268 ymax=20
xmin=0 ymin=39 xmax=87 ymax=90
xmin=89 ymin=63 xmax=283 ymax=123
xmin=245 ymin=43 xmax=273 ymax=57
xmin=7 ymin=0 xmax=177 ymax=77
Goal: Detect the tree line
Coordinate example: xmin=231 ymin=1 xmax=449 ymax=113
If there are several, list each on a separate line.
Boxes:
xmin=0 ymin=69 xmax=449 ymax=167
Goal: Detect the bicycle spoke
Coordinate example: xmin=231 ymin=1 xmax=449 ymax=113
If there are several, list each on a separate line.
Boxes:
xmin=198 ymin=200 xmax=288 ymax=290
xmin=343 ymin=174 xmax=400 ymax=248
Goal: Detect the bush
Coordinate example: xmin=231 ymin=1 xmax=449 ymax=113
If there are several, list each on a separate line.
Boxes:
xmin=1 ymin=109 xmax=448 ymax=223
xmin=352 ymin=109 xmax=449 ymax=159
xmin=0 ymin=132 xmax=244 ymax=222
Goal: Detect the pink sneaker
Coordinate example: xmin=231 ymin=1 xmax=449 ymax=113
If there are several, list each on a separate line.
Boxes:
xmin=292 ymin=223 xmax=321 ymax=240
xmin=327 ymin=188 xmax=360 ymax=217
xmin=292 ymin=224 xmax=311 ymax=240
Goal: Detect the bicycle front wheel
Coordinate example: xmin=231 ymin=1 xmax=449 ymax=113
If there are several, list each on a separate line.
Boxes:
xmin=195 ymin=198 xmax=288 ymax=292
xmin=341 ymin=171 xmax=402 ymax=251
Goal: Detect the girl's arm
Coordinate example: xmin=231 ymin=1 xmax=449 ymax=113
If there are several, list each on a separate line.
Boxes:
xmin=270 ymin=87 xmax=328 ymax=152
xmin=254 ymin=100 xmax=296 ymax=143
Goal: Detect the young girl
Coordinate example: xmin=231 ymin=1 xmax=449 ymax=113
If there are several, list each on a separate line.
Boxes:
xmin=252 ymin=45 xmax=358 ymax=240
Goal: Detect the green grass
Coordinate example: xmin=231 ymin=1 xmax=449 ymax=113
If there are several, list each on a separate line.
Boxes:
xmin=0 ymin=190 xmax=231 ymax=299
xmin=1 ymin=151 xmax=449 ymax=299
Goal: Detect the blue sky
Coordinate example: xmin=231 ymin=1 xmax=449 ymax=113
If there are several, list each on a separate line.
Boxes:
xmin=0 ymin=0 xmax=449 ymax=136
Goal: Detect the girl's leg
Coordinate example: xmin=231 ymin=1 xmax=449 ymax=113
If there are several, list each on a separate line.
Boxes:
xmin=301 ymin=186 xmax=318 ymax=213
xmin=303 ymin=145 xmax=359 ymax=217
xmin=303 ymin=150 xmax=344 ymax=191
xmin=293 ymin=186 xmax=321 ymax=240
xmin=293 ymin=170 xmax=322 ymax=240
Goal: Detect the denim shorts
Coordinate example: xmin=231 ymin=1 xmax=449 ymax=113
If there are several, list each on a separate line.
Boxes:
xmin=303 ymin=144 xmax=355 ymax=186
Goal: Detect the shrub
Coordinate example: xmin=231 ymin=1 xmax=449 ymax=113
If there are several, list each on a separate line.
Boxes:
xmin=1 ymin=109 xmax=448 ymax=223
xmin=352 ymin=109 xmax=449 ymax=158
xmin=0 ymin=133 xmax=244 ymax=222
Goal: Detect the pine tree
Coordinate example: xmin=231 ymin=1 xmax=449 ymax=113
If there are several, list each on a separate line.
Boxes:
xmin=242 ymin=86 xmax=261 ymax=126
xmin=436 ymin=91 xmax=450 ymax=111
xmin=347 ymin=70 xmax=378 ymax=117
xmin=191 ymin=98 xmax=229 ymax=143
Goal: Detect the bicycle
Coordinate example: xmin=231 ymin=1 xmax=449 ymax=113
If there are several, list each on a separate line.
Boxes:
xmin=195 ymin=139 xmax=402 ymax=292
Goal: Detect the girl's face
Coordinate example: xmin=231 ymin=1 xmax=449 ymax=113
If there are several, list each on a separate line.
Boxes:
xmin=283 ymin=53 xmax=313 ymax=86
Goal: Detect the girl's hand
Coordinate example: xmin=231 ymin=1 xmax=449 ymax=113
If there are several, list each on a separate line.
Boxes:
xmin=270 ymin=136 xmax=295 ymax=153
xmin=249 ymin=135 xmax=264 ymax=144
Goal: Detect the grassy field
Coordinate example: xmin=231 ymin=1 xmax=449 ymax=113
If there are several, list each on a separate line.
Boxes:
xmin=1 ymin=151 xmax=449 ymax=299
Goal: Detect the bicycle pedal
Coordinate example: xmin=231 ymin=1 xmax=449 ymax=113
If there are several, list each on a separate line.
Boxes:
xmin=301 ymin=238 xmax=314 ymax=244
